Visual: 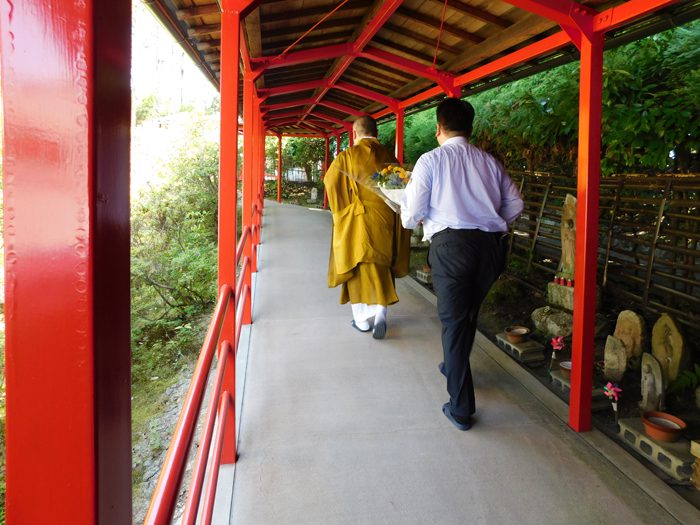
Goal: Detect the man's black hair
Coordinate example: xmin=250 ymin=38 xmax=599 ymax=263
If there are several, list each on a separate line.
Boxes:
xmin=436 ymin=98 xmax=475 ymax=138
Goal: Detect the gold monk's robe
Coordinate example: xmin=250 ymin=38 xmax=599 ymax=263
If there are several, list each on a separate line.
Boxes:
xmin=324 ymin=138 xmax=411 ymax=305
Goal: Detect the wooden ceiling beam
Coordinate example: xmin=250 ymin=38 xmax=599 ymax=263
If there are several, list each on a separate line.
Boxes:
xmin=439 ymin=0 xmax=512 ymax=28
xmin=334 ymin=81 xmax=398 ymax=109
xmin=196 ymin=40 xmax=220 ymax=51
xmin=382 ymin=23 xmax=462 ymax=55
xmin=362 ymin=12 xmax=556 ymax=111
xmin=176 ymin=4 xmax=219 ymax=20
xmin=262 ymin=17 xmax=358 ymax=39
xmin=360 ymin=46 xmax=456 ymax=89
xmin=343 ymin=73 xmax=398 ymax=94
xmin=372 ymin=37 xmax=438 ymax=65
xmin=187 ymin=24 xmax=221 ymax=38
xmin=300 ymin=0 xmax=404 ymax=122
xmin=262 ymin=0 xmax=373 ymax=24
xmin=309 ymin=111 xmax=352 ymax=128
xmin=396 ymin=6 xmax=483 ymax=44
xmin=263 ymin=29 xmax=351 ymax=49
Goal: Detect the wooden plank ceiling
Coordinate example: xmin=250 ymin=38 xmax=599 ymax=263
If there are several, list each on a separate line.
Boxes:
xmin=148 ymin=0 xmax=699 ymax=136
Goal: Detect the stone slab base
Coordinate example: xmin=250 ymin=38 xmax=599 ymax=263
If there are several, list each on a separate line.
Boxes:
xmin=415 ymin=270 xmax=432 ymax=284
xmin=549 ymin=370 xmax=609 ymax=412
xmin=546 ymin=282 xmax=602 ymax=312
xmin=618 ymin=418 xmax=694 ymax=482
xmin=495 ymin=333 xmax=545 ymax=364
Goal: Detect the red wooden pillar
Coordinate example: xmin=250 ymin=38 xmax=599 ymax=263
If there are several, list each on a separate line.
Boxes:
xmin=569 ymin=31 xmax=604 ymax=432
xmin=323 ymin=135 xmax=330 ymax=209
xmin=252 ymin=100 xmax=263 ymax=261
xmin=1 ymin=1 xmax=132 ymax=523
xmin=395 ymin=108 xmax=405 ymax=163
xmin=219 ymin=2 xmax=242 ymax=350
xmin=277 ymin=133 xmax=283 ymax=202
xmin=219 ymin=0 xmax=255 ymax=466
xmin=242 ymin=72 xmax=255 ymax=324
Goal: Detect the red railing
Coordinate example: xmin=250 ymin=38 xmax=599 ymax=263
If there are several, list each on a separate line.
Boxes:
xmin=144 ymin=193 xmax=264 ymax=524
xmin=143 ymin=285 xmax=233 ymax=525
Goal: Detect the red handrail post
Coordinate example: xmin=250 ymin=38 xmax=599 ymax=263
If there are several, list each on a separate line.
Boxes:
xmin=218 ymin=1 xmax=242 ymax=345
xmin=277 ymin=133 xmax=283 ymax=202
xmin=220 ymin=340 xmax=237 ymax=465
xmin=144 ymin=286 xmax=231 ymax=524
xmin=395 ymin=108 xmax=404 ymax=164
xmin=242 ymin=72 xmax=255 ymax=324
xmin=569 ymin=28 xmax=603 ymax=433
xmin=1 ymin=1 xmax=132 ymax=522
xmin=323 ymin=135 xmax=330 ymax=209
xmin=201 ymin=392 xmax=233 ymax=524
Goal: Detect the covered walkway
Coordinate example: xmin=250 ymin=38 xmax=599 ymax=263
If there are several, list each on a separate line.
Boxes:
xmin=222 ymin=201 xmax=697 ymax=524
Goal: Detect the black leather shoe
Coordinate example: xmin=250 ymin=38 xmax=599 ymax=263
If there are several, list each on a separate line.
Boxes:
xmin=442 ymin=402 xmax=472 ymax=431
xmin=438 ymin=362 xmax=446 ymax=377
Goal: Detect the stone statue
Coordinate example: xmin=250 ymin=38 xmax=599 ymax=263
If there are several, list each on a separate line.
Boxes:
xmin=640 ymin=353 xmax=665 ymax=412
xmin=557 ymin=194 xmax=576 ymax=280
xmin=603 ymin=335 xmax=627 ymax=382
xmin=651 ymin=313 xmax=686 ymax=383
xmin=613 ymin=310 xmax=646 ymax=370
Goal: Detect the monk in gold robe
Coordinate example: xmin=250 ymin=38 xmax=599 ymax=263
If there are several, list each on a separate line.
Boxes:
xmin=324 ymin=116 xmax=411 ymax=339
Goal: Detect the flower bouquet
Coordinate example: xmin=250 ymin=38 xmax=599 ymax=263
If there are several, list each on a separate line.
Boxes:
xmin=372 ymin=164 xmax=410 ymax=206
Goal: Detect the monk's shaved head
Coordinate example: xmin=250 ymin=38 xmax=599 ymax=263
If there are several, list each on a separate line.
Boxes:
xmin=353 ymin=115 xmax=377 ymax=137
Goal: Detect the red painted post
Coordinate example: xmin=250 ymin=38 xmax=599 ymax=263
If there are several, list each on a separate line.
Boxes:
xmin=219 ymin=0 xmax=254 ymax=466
xmin=395 ymin=108 xmax=405 ymax=164
xmin=277 ymin=133 xmax=283 ymax=202
xmin=569 ymin=30 xmax=604 ymax=433
xmin=323 ymin=136 xmax=330 ymax=209
xmin=242 ymin=72 xmax=255 ymax=324
xmin=1 ymin=1 xmax=132 ymax=523
xmin=219 ymin=1 xmax=241 ymax=353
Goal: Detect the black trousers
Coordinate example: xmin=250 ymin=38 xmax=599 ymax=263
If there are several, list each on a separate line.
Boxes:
xmin=428 ymin=228 xmax=506 ymax=418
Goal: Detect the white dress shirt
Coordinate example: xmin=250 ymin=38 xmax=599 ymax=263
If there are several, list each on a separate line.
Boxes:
xmin=400 ymin=136 xmax=524 ymax=241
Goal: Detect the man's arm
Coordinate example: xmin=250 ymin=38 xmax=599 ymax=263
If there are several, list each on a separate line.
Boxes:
xmin=499 ymin=171 xmax=524 ymax=225
xmin=323 ymin=155 xmax=344 ymax=213
xmin=400 ymin=155 xmax=432 ymax=229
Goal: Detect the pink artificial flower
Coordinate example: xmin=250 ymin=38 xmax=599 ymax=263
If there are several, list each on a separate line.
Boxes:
xmin=551 ymin=336 xmax=565 ymax=351
xmin=604 ymin=382 xmax=622 ymax=402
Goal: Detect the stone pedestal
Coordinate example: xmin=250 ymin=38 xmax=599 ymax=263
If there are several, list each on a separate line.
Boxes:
xmin=549 ymin=370 xmax=609 ymax=411
xmin=618 ymin=418 xmax=694 ymax=482
xmin=495 ymin=333 xmax=545 ymax=364
xmin=546 ymin=282 xmax=602 ymax=312
xmin=531 ymin=305 xmax=609 ymax=339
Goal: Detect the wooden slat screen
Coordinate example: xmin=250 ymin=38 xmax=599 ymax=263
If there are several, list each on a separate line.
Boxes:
xmin=506 ymin=173 xmax=700 ymax=337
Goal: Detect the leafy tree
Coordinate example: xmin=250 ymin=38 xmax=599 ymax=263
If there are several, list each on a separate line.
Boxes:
xmin=135 ymin=94 xmax=160 ymax=126
xmin=282 ymin=137 xmax=325 ymax=181
xmin=131 ymin=124 xmax=219 ymax=390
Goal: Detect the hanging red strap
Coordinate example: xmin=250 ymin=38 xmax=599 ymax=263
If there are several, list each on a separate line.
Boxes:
xmin=276 ymin=0 xmax=352 ymax=60
xmin=432 ymin=0 xmax=449 ymax=69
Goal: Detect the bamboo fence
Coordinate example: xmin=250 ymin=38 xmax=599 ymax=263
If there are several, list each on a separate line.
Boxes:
xmin=507 ymin=172 xmax=699 ymax=339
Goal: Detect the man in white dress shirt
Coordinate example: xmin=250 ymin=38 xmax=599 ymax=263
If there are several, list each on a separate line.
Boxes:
xmin=401 ymin=98 xmax=524 ymax=430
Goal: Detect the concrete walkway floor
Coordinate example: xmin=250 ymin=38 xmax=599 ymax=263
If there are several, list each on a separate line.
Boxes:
xmin=221 ymin=201 xmax=699 ymax=525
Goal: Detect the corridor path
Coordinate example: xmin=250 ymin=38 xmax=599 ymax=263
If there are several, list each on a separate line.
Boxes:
xmin=223 ymin=201 xmax=696 ymax=525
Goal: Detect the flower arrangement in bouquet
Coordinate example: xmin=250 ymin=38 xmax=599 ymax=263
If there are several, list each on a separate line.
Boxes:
xmin=372 ymin=164 xmax=410 ymax=188
xmin=372 ymin=164 xmax=411 ymax=205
